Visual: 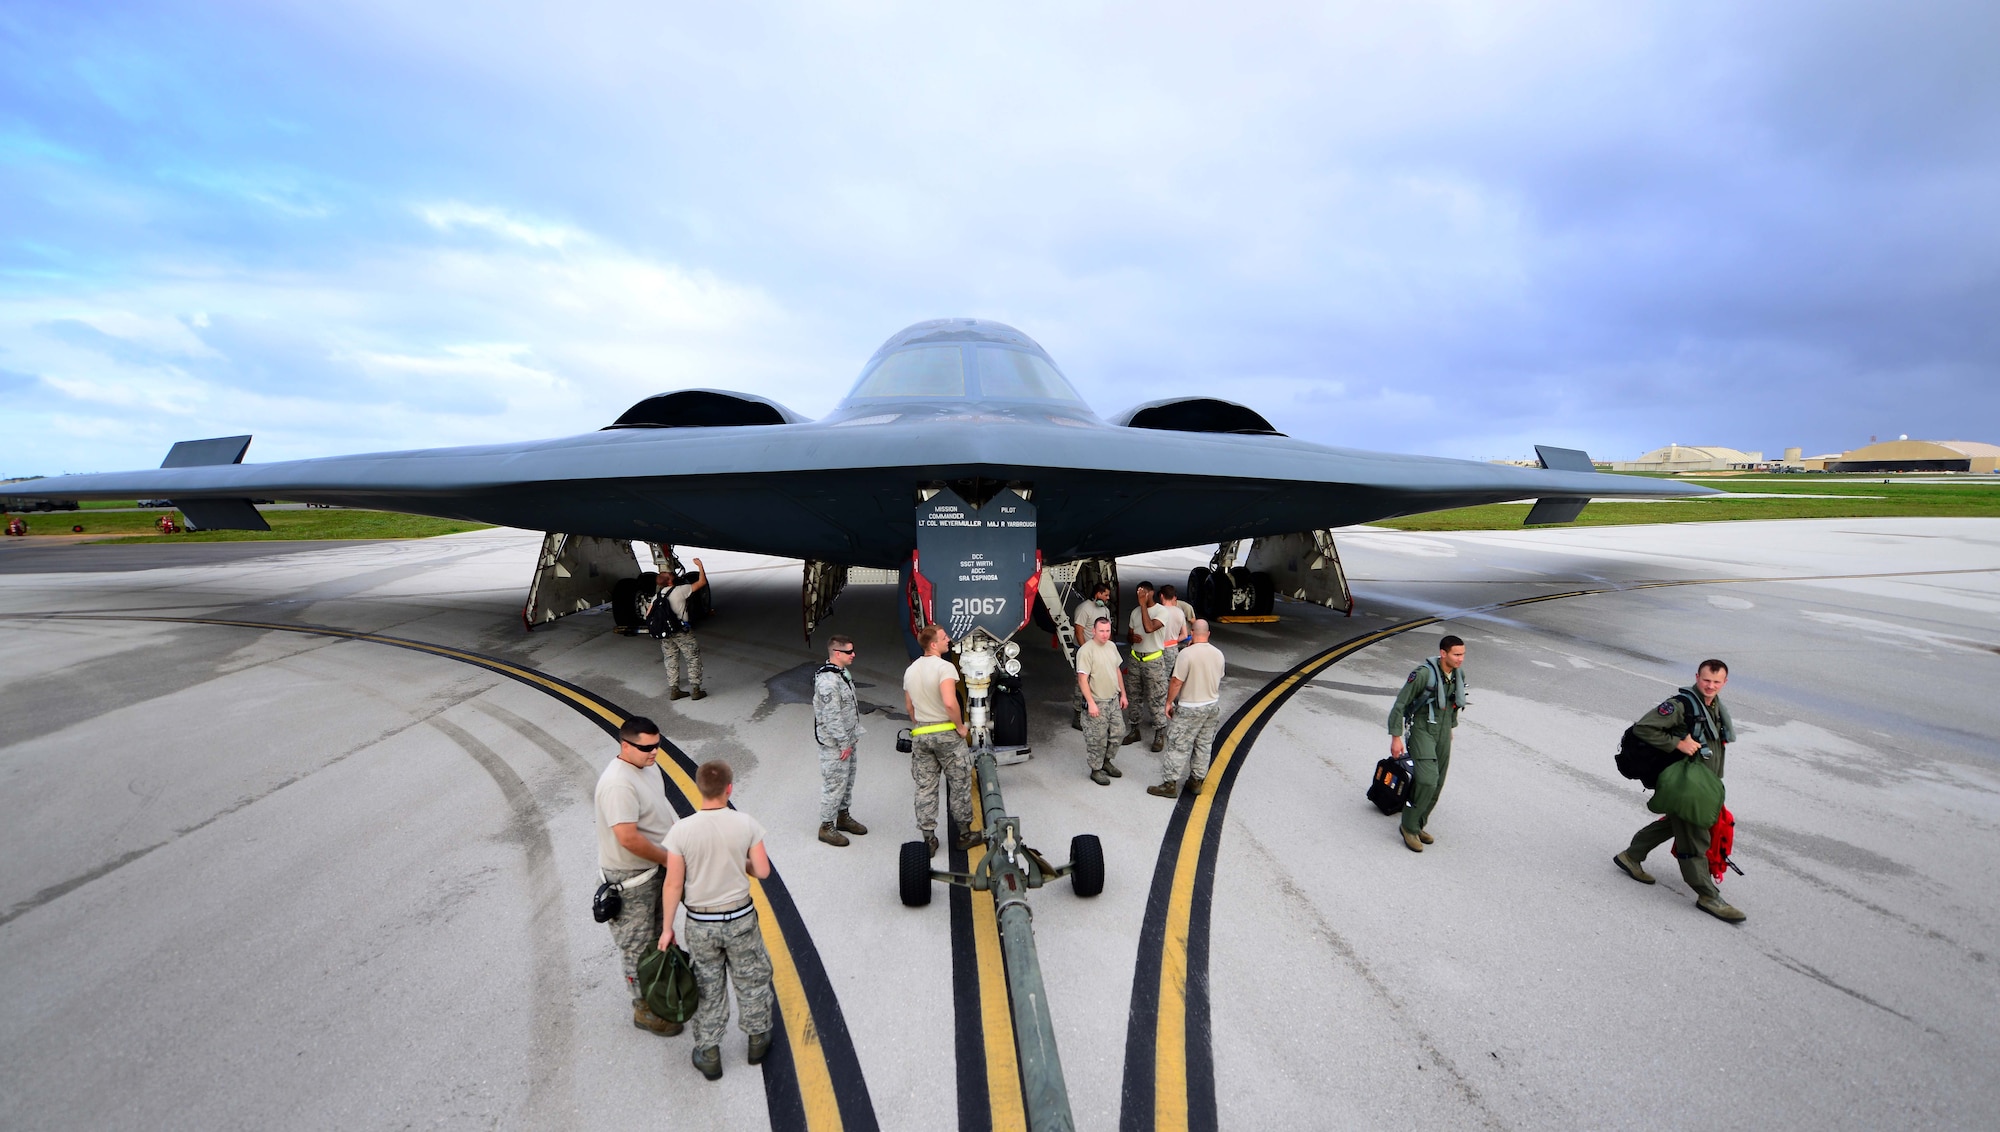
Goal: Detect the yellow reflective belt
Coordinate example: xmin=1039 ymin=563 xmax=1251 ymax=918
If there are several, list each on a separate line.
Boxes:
xmin=911 ymin=722 xmax=957 ymax=736
xmin=1133 ymin=649 xmax=1164 ymax=663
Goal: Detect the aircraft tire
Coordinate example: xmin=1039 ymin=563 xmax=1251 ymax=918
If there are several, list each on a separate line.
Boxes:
xmin=1248 ymin=570 xmax=1276 ymax=615
xmin=899 ymin=841 xmax=934 ymax=907
xmin=610 ymin=578 xmax=642 ymax=628
xmin=1069 ymin=833 xmax=1104 ymax=897
xmin=1185 ymin=567 xmax=1211 ymax=620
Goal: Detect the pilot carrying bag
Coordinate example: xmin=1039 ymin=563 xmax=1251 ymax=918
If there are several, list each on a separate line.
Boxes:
xmin=1366 ymin=756 xmax=1415 ymax=815
xmin=637 ymin=942 xmax=700 ymax=1024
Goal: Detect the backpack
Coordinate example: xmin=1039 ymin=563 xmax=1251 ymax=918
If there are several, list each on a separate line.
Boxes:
xmin=1614 ymin=692 xmax=1709 ymax=789
xmin=646 ymin=590 xmax=691 ymax=638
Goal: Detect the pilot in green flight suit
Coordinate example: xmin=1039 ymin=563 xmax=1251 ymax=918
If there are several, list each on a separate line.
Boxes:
xmin=1385 ymin=635 xmax=1468 ymax=853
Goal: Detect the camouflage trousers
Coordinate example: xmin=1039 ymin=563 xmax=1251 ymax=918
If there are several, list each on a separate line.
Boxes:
xmin=818 ymin=743 xmax=857 ymax=824
xmin=1162 ymin=701 xmax=1221 ymax=781
xmin=1129 ymin=653 xmax=1169 ymax=730
xmin=685 ymin=908 xmax=774 ymax=1048
xmin=660 ymin=632 xmax=702 ymax=690
xmin=1081 ymin=696 xmax=1125 ymax=770
xmin=601 ymin=864 xmax=665 ymax=1002
xmin=909 ymin=730 xmax=972 ymax=833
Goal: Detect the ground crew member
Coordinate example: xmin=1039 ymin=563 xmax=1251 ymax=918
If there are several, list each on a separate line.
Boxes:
xmin=1155 ymin=585 xmax=1190 ymax=676
xmin=593 ymin=716 xmax=680 ymax=1036
xmin=1127 ymin=581 xmax=1171 ymax=751
xmin=1151 ymin=618 xmax=1223 ymax=798
xmin=655 ymin=559 xmax=709 ymax=700
xmin=1075 ymin=615 xmax=1129 ymax=785
xmin=1070 ymin=579 xmax=1114 ymax=730
xmin=811 ymin=634 xmax=869 ymax=847
xmin=1386 ymin=634 xmax=1469 ymax=853
xmin=660 ymin=759 xmax=773 ymax=1081
xmin=1613 ymin=659 xmax=1746 ymax=923
xmin=902 ymin=624 xmax=978 ymax=857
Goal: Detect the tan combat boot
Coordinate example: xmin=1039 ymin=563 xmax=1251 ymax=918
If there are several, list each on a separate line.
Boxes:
xmin=634 ymin=1001 xmax=683 ymax=1036
xmin=836 ymin=810 xmax=868 ymax=836
xmin=1185 ymin=775 xmax=1204 ymax=796
xmin=1102 ymin=757 xmax=1122 ymax=778
xmin=689 ymin=687 xmax=707 ymax=701
xmin=1146 ymin=780 xmax=1178 ymax=798
xmin=1418 ymin=830 xmax=1435 ymax=845
xmin=1150 ymin=734 xmax=1166 ymax=753
xmin=818 ymin=822 xmax=849 ymax=847
xmin=1613 ymin=852 xmax=1656 ymax=884
xmin=1696 ymin=894 xmax=1746 ymax=923
xmin=1401 ymin=829 xmax=1424 ymax=853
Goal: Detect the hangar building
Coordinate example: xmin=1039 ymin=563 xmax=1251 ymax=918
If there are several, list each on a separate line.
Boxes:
xmin=1608 ymin=444 xmax=1763 ymax=473
xmin=1828 ymin=440 xmax=2000 ymax=473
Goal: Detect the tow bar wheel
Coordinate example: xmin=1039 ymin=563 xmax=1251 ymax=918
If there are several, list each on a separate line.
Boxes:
xmin=898 ymin=840 xmax=933 ymax=907
xmin=1069 ymin=833 xmax=1104 ymax=897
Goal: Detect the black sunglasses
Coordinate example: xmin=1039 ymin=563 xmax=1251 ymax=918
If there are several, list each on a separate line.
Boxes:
xmin=626 ymin=739 xmax=662 ymax=752
xmin=835 ymin=647 xmax=857 ymax=655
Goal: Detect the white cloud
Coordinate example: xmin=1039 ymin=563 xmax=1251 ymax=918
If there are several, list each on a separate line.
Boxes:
xmin=417 ymin=202 xmax=588 ymax=250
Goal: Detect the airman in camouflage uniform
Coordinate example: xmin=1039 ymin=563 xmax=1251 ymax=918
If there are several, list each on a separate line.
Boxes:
xmin=903 ymin=624 xmax=978 ymax=858
xmin=654 ymin=559 xmax=708 ymax=701
xmin=1150 ymin=618 xmax=1223 ymax=798
xmin=1127 ymin=581 xmax=1171 ymax=751
xmin=811 ymin=635 xmax=869 ymax=847
xmin=594 ymin=716 xmax=680 ymax=1036
xmin=1386 ymin=635 xmax=1469 ymax=852
xmin=1075 ymin=615 xmax=1129 ymax=785
xmin=1070 ymin=580 xmax=1114 ymax=729
xmin=660 ymin=760 xmax=774 ymax=1081
xmin=1613 ymin=659 xmax=1746 ymax=923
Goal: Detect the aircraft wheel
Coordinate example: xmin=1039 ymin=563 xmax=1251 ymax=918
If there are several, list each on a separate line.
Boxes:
xmin=1069 ymin=833 xmax=1104 ymax=897
xmin=1185 ymin=567 xmax=1211 ymax=621
xmin=610 ymin=578 xmax=642 ymax=628
xmin=1248 ymin=571 xmax=1276 ymax=615
xmin=899 ymin=841 xmax=934 ymax=907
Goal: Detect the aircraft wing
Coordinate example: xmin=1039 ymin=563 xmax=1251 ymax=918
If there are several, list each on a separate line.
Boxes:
xmin=3 ymin=410 xmax=1714 ymax=567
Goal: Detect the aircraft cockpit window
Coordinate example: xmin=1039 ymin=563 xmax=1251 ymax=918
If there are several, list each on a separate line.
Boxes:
xmin=975 ymin=346 xmax=1082 ymax=402
xmin=851 ymin=345 xmax=966 ymax=398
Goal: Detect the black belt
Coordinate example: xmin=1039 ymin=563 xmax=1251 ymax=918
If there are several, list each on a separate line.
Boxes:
xmin=685 ymin=901 xmax=754 ymax=922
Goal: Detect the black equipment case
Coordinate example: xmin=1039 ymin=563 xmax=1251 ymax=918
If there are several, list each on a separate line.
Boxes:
xmin=1366 ymin=756 xmax=1415 ymax=815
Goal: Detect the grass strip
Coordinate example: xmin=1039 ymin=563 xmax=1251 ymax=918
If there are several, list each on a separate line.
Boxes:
xmin=1378 ymin=480 xmax=2000 ymax=531
xmin=9 ymin=508 xmax=493 ymax=542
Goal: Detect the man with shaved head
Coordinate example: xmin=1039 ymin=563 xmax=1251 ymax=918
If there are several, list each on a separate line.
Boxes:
xmin=1150 ymin=618 xmax=1224 ymax=798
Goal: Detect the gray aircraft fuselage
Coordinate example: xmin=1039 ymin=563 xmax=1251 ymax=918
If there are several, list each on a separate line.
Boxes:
xmin=0 ymin=318 xmax=1712 ymax=565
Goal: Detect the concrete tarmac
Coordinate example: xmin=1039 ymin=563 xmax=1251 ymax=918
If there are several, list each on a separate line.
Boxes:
xmin=1 ymin=519 xmax=1996 ymax=1130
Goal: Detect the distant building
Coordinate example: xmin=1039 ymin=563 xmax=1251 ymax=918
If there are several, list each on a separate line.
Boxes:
xmin=1608 ymin=444 xmax=1763 ymax=473
xmin=1828 ymin=440 xmax=2000 ymax=474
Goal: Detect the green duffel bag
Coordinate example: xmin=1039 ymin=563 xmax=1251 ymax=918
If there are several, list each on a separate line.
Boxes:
xmin=638 ymin=943 xmax=700 ymax=1024
xmin=1647 ymin=755 xmax=1725 ymax=828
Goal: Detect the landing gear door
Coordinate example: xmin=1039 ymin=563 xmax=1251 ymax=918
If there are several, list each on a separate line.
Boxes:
xmin=913 ymin=487 xmax=1040 ymax=642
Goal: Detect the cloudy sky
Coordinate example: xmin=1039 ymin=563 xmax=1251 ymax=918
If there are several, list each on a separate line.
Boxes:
xmin=3 ymin=1 xmax=1996 ymax=476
